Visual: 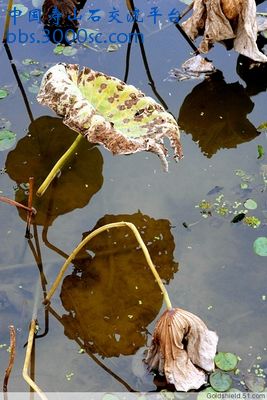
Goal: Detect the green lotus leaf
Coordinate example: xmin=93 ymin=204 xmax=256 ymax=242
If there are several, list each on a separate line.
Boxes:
xmin=253 ymin=237 xmax=267 ymax=256
xmin=210 ymin=371 xmax=232 ymax=392
xmin=244 ymin=199 xmax=257 ymax=210
xmin=214 ymin=352 xmax=238 ymax=371
xmin=37 ymin=63 xmax=183 ymax=171
xmin=0 ymin=130 xmax=16 ymax=151
xmin=60 ymin=212 xmax=179 ymax=357
xmin=0 ymin=89 xmax=8 ymax=99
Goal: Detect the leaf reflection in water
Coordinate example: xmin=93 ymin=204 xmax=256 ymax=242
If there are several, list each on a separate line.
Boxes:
xmin=59 ymin=212 xmax=179 ymax=358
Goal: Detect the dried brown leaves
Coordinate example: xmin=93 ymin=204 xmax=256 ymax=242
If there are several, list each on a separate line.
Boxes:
xmin=145 ymin=308 xmax=218 ymax=391
xmin=37 ymin=64 xmax=182 ymax=170
xmin=182 ymin=0 xmax=267 ymax=62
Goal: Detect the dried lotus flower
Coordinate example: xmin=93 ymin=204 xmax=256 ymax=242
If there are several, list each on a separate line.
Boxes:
xmin=145 ymin=308 xmax=218 ymax=391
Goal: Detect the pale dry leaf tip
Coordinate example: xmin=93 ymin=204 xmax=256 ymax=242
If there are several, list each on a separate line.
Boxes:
xmin=145 ymin=308 xmax=218 ymax=392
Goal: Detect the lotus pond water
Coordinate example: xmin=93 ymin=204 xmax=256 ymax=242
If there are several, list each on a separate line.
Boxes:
xmin=0 ymin=0 xmax=267 ymax=395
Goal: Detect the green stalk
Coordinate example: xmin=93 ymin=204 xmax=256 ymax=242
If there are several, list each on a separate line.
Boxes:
xmin=44 ymin=222 xmax=173 ymax=310
xmin=36 ymin=134 xmax=83 ymax=197
xmin=2 ymin=0 xmax=13 ymax=43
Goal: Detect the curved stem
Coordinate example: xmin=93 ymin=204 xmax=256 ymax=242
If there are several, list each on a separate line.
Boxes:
xmin=22 ymin=320 xmax=48 ymax=400
xmin=36 ymin=134 xmax=84 ymax=197
xmin=44 ymin=222 xmax=172 ymax=310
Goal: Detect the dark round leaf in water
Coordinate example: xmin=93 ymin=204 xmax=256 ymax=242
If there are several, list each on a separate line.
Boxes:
xmin=5 ymin=116 xmax=103 ymax=227
xmin=214 ymin=352 xmax=238 ymax=371
xmin=210 ymin=371 xmax=232 ymax=392
xmin=60 ymin=212 xmax=179 ymax=357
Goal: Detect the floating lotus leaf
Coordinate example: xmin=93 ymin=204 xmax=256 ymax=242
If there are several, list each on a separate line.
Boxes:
xmin=0 ymin=89 xmax=8 ymax=99
xmin=245 ymin=373 xmax=265 ymax=392
xmin=214 ymin=352 xmax=238 ymax=371
xmin=253 ymin=237 xmax=267 ymax=256
xmin=5 ymin=116 xmax=103 ymax=227
xmin=0 ymin=130 xmax=16 ymax=151
xmin=178 ymin=72 xmax=259 ymax=158
xmin=60 ymin=212 xmax=179 ymax=357
xmin=210 ymin=371 xmax=232 ymax=392
xmin=244 ymin=199 xmax=257 ymax=210
xmin=37 ymin=63 xmax=183 ymax=171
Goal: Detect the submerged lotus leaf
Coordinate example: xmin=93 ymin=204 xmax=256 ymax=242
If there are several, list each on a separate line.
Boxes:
xmin=5 ymin=116 xmax=103 ymax=227
xmin=145 ymin=308 xmax=218 ymax=391
xmin=37 ymin=63 xmax=183 ymax=171
xmin=245 ymin=373 xmax=265 ymax=392
xmin=60 ymin=212 xmax=179 ymax=357
xmin=182 ymin=0 xmax=267 ymax=62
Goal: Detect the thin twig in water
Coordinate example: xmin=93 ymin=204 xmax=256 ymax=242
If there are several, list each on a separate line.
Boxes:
xmin=0 ymin=196 xmax=36 ymax=214
xmin=3 ymin=325 xmax=16 ymax=393
xmin=25 ymin=177 xmax=35 ymax=239
xmin=22 ymin=320 xmax=48 ymax=400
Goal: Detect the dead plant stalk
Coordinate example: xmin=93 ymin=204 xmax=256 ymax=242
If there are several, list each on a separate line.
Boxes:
xmin=3 ymin=325 xmax=16 ymax=393
xmin=44 ymin=221 xmax=172 ymax=310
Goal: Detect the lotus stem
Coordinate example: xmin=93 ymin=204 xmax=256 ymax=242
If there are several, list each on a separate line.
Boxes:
xmin=25 ymin=177 xmax=34 ymax=239
xmin=22 ymin=320 xmax=48 ymax=400
xmin=44 ymin=222 xmax=173 ymax=310
xmin=3 ymin=325 xmax=16 ymax=393
xmin=36 ymin=134 xmax=84 ymax=197
xmin=2 ymin=0 xmax=13 ymax=43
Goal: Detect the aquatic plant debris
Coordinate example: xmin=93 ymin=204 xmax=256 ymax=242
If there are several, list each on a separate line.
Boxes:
xmin=0 ymin=89 xmax=8 ymax=99
xmin=145 ymin=308 xmax=218 ymax=391
xmin=257 ymin=145 xmax=265 ymax=159
xmin=169 ymin=55 xmax=215 ymax=81
xmin=182 ymin=0 xmax=267 ymax=62
xmin=37 ymin=63 xmax=183 ymax=171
